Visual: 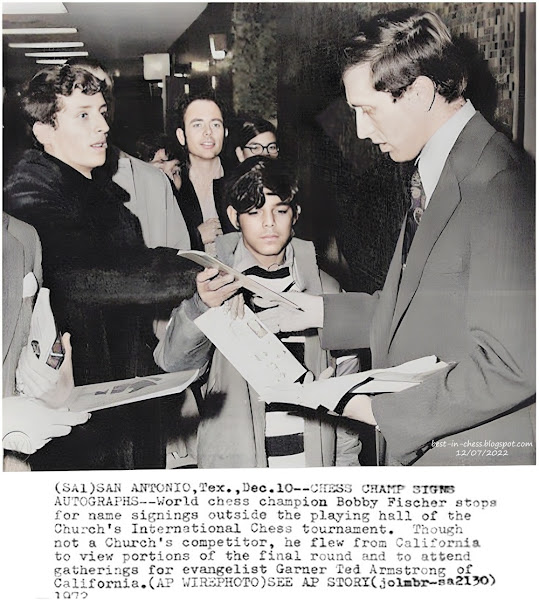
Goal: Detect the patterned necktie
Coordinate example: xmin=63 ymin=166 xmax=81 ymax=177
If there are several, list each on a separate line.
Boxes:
xmin=402 ymin=167 xmax=426 ymax=267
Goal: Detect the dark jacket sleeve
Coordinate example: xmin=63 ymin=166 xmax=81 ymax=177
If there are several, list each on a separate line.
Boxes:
xmin=4 ymin=157 xmax=199 ymax=307
xmin=321 ymin=291 xmax=379 ymax=350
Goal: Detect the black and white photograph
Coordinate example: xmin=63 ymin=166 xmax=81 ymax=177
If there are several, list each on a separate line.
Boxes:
xmin=2 ymin=1 xmax=536 ymax=598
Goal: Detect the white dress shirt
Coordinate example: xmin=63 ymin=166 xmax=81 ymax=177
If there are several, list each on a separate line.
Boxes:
xmin=418 ymin=99 xmax=476 ymax=207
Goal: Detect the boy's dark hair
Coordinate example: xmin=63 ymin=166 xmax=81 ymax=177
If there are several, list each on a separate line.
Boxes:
xmin=176 ymin=90 xmax=227 ymax=130
xmin=226 ymin=156 xmax=299 ymax=215
xmin=135 ymin=131 xmax=183 ymax=163
xmin=21 ymin=64 xmax=106 ymax=130
xmin=64 ymin=56 xmax=115 ymax=118
xmin=231 ymin=114 xmax=277 ymax=149
xmin=342 ymin=8 xmax=467 ymax=102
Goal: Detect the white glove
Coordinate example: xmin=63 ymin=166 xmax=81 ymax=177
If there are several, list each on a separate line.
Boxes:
xmin=16 ymin=332 xmax=75 ymax=408
xmin=253 ymin=292 xmax=324 ymax=333
xmin=3 ymin=396 xmax=90 ymax=454
xmin=16 ymin=288 xmax=75 ymax=408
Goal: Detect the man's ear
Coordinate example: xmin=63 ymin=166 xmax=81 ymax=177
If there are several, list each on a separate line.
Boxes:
xmin=235 ymin=146 xmax=245 ymax=163
xmin=407 ymin=76 xmax=436 ymax=109
xmin=226 ymin=205 xmax=240 ymax=230
xmin=176 ymin=127 xmax=186 ymax=146
xmin=224 ymin=127 xmax=228 ymax=138
xmin=293 ymin=205 xmax=301 ymax=225
xmin=32 ymin=121 xmax=54 ymax=147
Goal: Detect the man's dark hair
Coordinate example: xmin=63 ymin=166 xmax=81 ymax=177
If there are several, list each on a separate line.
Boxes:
xmin=226 ymin=156 xmax=299 ymax=216
xmin=21 ymin=64 xmax=106 ymax=129
xmin=231 ymin=114 xmax=277 ymax=149
xmin=342 ymin=8 xmax=467 ymax=102
xmin=176 ymin=90 xmax=226 ymax=131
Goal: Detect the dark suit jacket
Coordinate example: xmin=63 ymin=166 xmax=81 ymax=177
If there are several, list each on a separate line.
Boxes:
xmin=175 ymin=164 xmax=234 ymax=250
xmin=322 ymin=113 xmax=535 ymax=466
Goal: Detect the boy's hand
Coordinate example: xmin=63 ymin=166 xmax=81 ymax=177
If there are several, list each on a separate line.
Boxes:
xmin=196 ymin=267 xmax=241 ymax=308
xmin=223 ymin=293 xmax=245 ymax=320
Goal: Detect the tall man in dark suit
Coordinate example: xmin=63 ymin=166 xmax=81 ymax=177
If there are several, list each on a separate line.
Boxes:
xmin=254 ymin=8 xmax=535 ymax=465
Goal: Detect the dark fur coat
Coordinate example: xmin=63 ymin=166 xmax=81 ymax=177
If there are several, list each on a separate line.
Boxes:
xmin=4 ymin=149 xmax=198 ymax=470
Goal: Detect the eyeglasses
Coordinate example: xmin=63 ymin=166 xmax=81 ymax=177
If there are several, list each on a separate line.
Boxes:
xmin=243 ymin=142 xmax=279 ymax=156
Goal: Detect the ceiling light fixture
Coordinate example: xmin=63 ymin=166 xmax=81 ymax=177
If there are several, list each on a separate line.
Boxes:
xmin=191 ymin=60 xmax=210 ymax=73
xmin=2 ymin=27 xmax=78 ymax=35
xmin=143 ymin=54 xmax=170 ymax=81
xmin=25 ymin=51 xmax=89 ymax=58
xmin=35 ymin=59 xmax=68 ymax=65
xmin=9 ymin=42 xmax=84 ymax=49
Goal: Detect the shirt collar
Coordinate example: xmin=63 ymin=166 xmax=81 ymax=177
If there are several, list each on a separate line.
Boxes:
xmin=418 ymin=100 xmax=476 ymax=206
xmin=233 ymin=238 xmax=294 ymax=273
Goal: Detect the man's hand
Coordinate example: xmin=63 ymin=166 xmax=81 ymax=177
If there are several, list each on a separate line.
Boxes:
xmin=258 ymin=366 xmax=334 ymax=410
xmin=341 ymin=394 xmax=377 ymax=425
xmin=196 ymin=267 xmax=242 ymax=308
xmin=254 ymin=292 xmax=324 ymax=333
xmin=16 ymin=332 xmax=75 ymax=408
xmin=197 ymin=218 xmax=222 ymax=245
xmin=259 ymin=368 xmax=377 ymax=425
xmin=2 ymin=396 xmax=90 ymax=454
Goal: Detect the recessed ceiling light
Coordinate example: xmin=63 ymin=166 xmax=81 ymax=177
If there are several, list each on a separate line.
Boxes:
xmin=2 ymin=27 xmax=78 ymax=35
xmin=35 ymin=59 xmax=67 ymax=65
xmin=2 ymin=3 xmax=67 ymax=14
xmin=9 ymin=42 xmax=84 ymax=49
xmin=25 ymin=51 xmax=89 ymax=58
xmin=191 ymin=61 xmax=210 ymax=73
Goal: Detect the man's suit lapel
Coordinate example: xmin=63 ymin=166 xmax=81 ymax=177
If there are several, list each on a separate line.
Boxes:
xmin=371 ymin=220 xmax=406 ymax=363
xmin=389 ymin=168 xmax=462 ymax=344
xmin=387 ymin=112 xmax=496 ymax=348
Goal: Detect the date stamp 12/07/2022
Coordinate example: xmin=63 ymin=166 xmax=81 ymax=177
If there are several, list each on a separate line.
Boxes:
xmin=430 ymin=439 xmax=533 ymax=458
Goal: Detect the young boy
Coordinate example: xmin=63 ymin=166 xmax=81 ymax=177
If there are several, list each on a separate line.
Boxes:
xmin=154 ymin=156 xmax=361 ymax=468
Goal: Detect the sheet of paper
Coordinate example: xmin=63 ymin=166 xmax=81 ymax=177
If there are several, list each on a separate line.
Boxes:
xmin=282 ymin=356 xmax=449 ymax=405
xmin=67 ymin=369 xmax=199 ymax=412
xmin=177 ymin=249 xmax=303 ymax=310
xmin=194 ymin=305 xmax=307 ymax=395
